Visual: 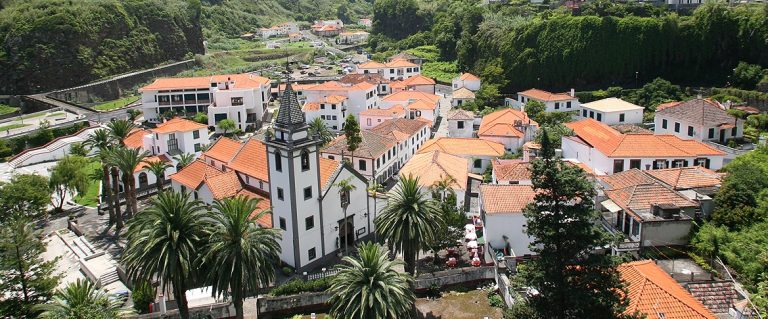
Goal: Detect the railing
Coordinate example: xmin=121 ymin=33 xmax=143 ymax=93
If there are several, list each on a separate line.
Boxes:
xmin=8 ymin=124 xmax=98 ymax=168
xmin=305 ymin=268 xmax=340 ymax=281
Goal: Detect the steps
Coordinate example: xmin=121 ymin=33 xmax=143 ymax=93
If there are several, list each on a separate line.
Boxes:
xmin=8 ymin=126 xmax=98 ymax=168
xmin=100 ymin=269 xmax=120 ymax=286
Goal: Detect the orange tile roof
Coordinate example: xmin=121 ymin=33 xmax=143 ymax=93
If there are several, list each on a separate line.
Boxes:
xmin=604 ymin=183 xmax=697 ymax=221
xmin=645 ymin=167 xmax=722 ymax=190
xmin=319 ymin=157 xmax=342 ymax=191
xmin=360 ymin=105 xmax=406 ymax=118
xmin=448 ymin=109 xmax=475 ymax=120
xmin=135 ymin=154 xmax=172 ymax=173
xmin=385 ymin=59 xmax=418 ymax=68
xmin=656 ymin=101 xmax=682 ymax=111
xmin=480 ymin=184 xmax=536 ymax=214
xmin=479 ymin=108 xmax=538 ymax=138
xmin=123 ymin=129 xmax=148 ymax=149
xmin=492 ymin=160 xmax=531 ymax=182
xmin=452 ymin=87 xmax=476 ymax=99
xmin=407 ymin=99 xmax=437 ymax=111
xmin=152 ymin=117 xmax=207 ymax=134
xmin=400 ymin=75 xmax=435 ymax=86
xmin=323 ymin=130 xmax=397 ymax=159
xmin=303 ymin=102 xmax=321 ymax=111
xmin=382 ymin=91 xmax=440 ymax=104
xmin=241 ymin=189 xmax=273 ymax=228
xmin=358 ymin=61 xmax=385 ymax=69
xmin=370 ymin=118 xmax=429 ymax=142
xmin=140 ymin=73 xmax=270 ymax=91
xmin=305 ymin=81 xmax=375 ymax=92
xmin=566 ymin=119 xmax=725 ymax=157
xmin=619 ymin=260 xmax=717 ymax=319
xmin=400 ymin=151 xmax=468 ymax=190
xmin=459 ymin=73 xmax=480 ymax=81
xmin=518 ymin=88 xmax=575 ymax=102
xmin=206 ymin=170 xmax=245 ymax=200
xmin=599 ymin=169 xmax=657 ymax=189
xmin=418 ymin=137 xmax=505 ymax=157
xmin=203 ymin=137 xmax=242 ymax=163
xmin=170 ymin=160 xmax=225 ymax=190
xmin=227 ymin=138 xmax=269 ymax=182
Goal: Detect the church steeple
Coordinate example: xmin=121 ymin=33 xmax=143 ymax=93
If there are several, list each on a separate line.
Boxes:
xmin=275 ymin=81 xmax=306 ymax=128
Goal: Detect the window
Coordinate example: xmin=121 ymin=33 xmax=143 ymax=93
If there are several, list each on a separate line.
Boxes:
xmin=631 ymin=219 xmax=640 ymax=236
xmin=301 ymin=150 xmax=310 ymax=171
xmin=662 ymin=119 xmax=668 ymax=129
xmin=674 ymin=122 xmax=680 ymax=133
xmin=328 ymin=155 xmax=335 ymax=160
xmin=359 ymin=159 xmax=367 ymax=171
xmin=732 ymin=127 xmax=738 ymax=136
xmin=389 ymin=69 xmax=394 ymax=74
xmin=582 ymin=109 xmax=588 ymax=117
xmin=332 ymin=104 xmax=336 ymax=110
xmin=589 ymin=111 xmax=594 ymax=118
xmin=194 ymin=143 xmax=201 ymax=152
xmin=708 ymin=128 xmax=715 ymax=139
xmin=304 ymin=186 xmax=312 ymax=200
xmin=654 ymin=160 xmax=667 ymax=169
xmin=277 ymin=188 xmax=284 ymax=200
xmin=629 ymin=159 xmax=641 ymax=170
xmin=671 ymin=159 xmax=687 ymax=168
xmin=231 ymin=97 xmax=243 ymax=106
xmin=687 ymin=126 xmax=694 ymax=137
xmin=308 ymin=248 xmax=316 ymax=260
xmin=458 ymin=121 xmax=464 ymax=129
xmin=473 ymin=159 xmax=482 ymax=168
xmin=279 ymin=217 xmax=286 ymax=230
xmin=320 ymin=104 xmax=325 ymax=110
xmin=193 ymin=130 xmax=200 ymax=139
xmin=193 ymin=191 xmax=198 ymax=200
xmin=367 ymin=118 xmax=371 ymax=126
xmin=305 ymin=216 xmax=315 ymax=230
xmin=613 ymin=159 xmax=624 ymax=173
xmin=566 ymin=101 xmax=572 ymax=108
xmin=695 ymin=158 xmax=710 ymax=169
xmin=321 ymin=115 xmax=326 ymax=120
xmin=619 ymin=113 xmax=625 ymax=122
xmin=596 ymin=113 xmax=602 ymax=122
xmin=554 ymin=102 xmax=560 ymax=110
xmin=274 ymin=151 xmax=282 ymax=172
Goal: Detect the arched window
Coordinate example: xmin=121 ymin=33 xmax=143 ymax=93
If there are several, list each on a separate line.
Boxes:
xmin=301 ymin=150 xmax=310 ymax=171
xmin=274 ymin=150 xmax=282 ymax=172
xmin=138 ymin=172 xmax=148 ymax=189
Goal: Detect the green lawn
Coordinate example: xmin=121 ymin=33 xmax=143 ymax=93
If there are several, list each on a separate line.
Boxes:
xmin=93 ymin=95 xmax=140 ymax=111
xmin=421 ymin=61 xmax=459 ymax=83
xmin=73 ymin=160 xmax=102 ymax=207
xmin=0 ymin=104 xmax=19 ymax=116
xmin=0 ymin=123 xmax=30 ymax=131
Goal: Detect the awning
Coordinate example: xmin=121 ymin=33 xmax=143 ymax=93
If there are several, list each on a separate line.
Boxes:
xmin=601 ymin=199 xmax=622 ymax=213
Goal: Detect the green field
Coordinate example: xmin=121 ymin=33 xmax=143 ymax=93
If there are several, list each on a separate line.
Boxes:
xmin=0 ymin=104 xmax=19 ymax=116
xmin=179 ymin=48 xmax=314 ymax=77
xmin=94 ymin=95 xmax=140 ymax=111
xmin=73 ymin=160 xmax=102 ymax=207
xmin=0 ymin=123 xmax=30 ymax=131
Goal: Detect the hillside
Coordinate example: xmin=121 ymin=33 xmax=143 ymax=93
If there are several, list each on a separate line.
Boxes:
xmin=0 ymin=0 xmax=205 ymax=95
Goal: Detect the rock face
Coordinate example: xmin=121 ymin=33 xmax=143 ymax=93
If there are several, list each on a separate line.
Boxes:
xmin=0 ymin=0 xmax=205 ymax=94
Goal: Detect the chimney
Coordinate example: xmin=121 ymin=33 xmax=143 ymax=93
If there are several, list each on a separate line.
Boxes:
xmin=570 ymin=88 xmax=575 ymax=97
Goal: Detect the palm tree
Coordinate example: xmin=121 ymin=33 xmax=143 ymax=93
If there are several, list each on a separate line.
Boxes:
xmin=106 ymin=147 xmax=148 ymax=229
xmin=35 ymin=279 xmax=129 ymax=318
xmin=308 ymin=117 xmax=334 ymax=146
xmin=430 ymin=174 xmax=457 ymax=202
xmin=173 ymin=153 xmax=196 ymax=170
xmin=106 ymin=119 xmax=135 ymax=146
xmin=328 ymin=243 xmax=415 ymax=319
xmin=144 ymin=160 xmax=170 ymax=194
xmin=375 ymin=175 xmax=444 ymax=275
xmin=335 ymin=177 xmax=357 ymax=256
xmin=84 ymin=129 xmax=117 ymax=225
xmin=367 ymin=179 xmax=384 ymax=242
xmin=122 ymin=191 xmax=207 ymax=319
xmin=202 ymin=196 xmax=281 ymax=319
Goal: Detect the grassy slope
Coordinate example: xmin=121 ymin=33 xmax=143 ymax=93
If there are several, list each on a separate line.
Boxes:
xmin=93 ymin=95 xmax=140 ymax=111
xmin=0 ymin=104 xmax=19 ymax=116
xmin=73 ymin=160 xmax=102 ymax=207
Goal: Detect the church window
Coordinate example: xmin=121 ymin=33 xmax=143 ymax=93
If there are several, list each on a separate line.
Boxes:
xmin=274 ymin=150 xmax=282 ymax=172
xmin=301 ymin=150 xmax=310 ymax=171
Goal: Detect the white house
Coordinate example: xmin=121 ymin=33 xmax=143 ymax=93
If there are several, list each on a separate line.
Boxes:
xmin=452 ymin=73 xmax=481 ymax=92
xmin=508 ymin=88 xmax=580 ymax=113
xmin=480 ymin=184 xmax=537 ymax=259
xmin=562 ymin=119 xmax=726 ymax=175
xmin=297 ymin=81 xmax=379 ymax=126
xmin=139 ymin=74 xmax=271 ymax=132
xmin=417 ymin=137 xmax=505 ymax=174
xmin=451 ymin=88 xmax=476 ymax=107
xmin=653 ymin=99 xmax=743 ymax=143
xmin=339 ymin=73 xmax=392 ymax=96
xmin=491 ymin=160 xmax=532 ymax=185
xmin=359 ymin=105 xmax=406 ymax=130
xmin=338 ymin=31 xmax=369 ymax=44
xmin=447 ymin=109 xmax=475 ymax=138
xmin=390 ymin=75 xmax=436 ymax=94
xmin=478 ymin=108 xmax=538 ymax=152
xmin=380 ymin=91 xmax=440 ymax=124
xmin=356 ymin=59 xmax=421 ymax=80
xmin=400 ymin=150 xmax=471 ymax=210
xmin=579 ymin=97 xmax=644 ymax=125
xmin=302 ymin=95 xmax=348 ymax=131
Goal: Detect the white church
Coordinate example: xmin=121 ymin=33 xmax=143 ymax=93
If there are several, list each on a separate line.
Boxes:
xmin=261 ymin=82 xmax=378 ymax=270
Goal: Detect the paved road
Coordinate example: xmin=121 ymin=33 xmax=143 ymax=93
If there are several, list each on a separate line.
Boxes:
xmin=435 ymin=87 xmax=454 ymax=138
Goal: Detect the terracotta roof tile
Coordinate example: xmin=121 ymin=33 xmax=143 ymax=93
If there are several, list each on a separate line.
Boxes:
xmin=479 ymin=108 xmax=538 ymax=138
xmin=384 ymin=59 xmax=418 ymax=68
xmin=656 ymin=101 xmax=681 ymax=111
xmin=170 ymin=160 xmax=225 ymax=190
xmin=227 ymin=138 xmax=269 ymax=181
xmin=599 ymin=169 xmax=657 ymax=189
xmin=140 ymin=73 xmax=269 ymax=91
xmin=452 ymin=87 xmax=476 ymax=99
xmin=400 ymin=151 xmax=468 ymax=190
xmin=418 ymin=137 xmax=505 ymax=157
xmin=206 ymin=170 xmax=245 ymax=200
xmin=360 ymin=105 xmax=406 ymax=118
xmin=370 ymin=118 xmax=429 ymax=142
xmin=358 ymin=61 xmax=385 ymax=69
xmin=604 ymin=183 xmax=697 ymax=220
xmin=657 ymin=99 xmax=737 ymax=127
xmin=123 ymin=129 xmax=148 ymax=149
xmin=152 ymin=118 xmax=207 ymax=134
xmin=339 ymin=73 xmax=391 ymax=84
xmin=645 ymin=167 xmax=722 ymax=190
xmin=319 ymin=157 xmax=342 ymax=191
xmin=203 ymin=137 xmax=242 ymax=163
xmin=407 ymin=99 xmax=437 ymax=111
xmin=448 ymin=109 xmax=475 ymax=120
xmin=619 ymin=260 xmax=717 ymax=319
xmin=241 ymin=189 xmax=273 ymax=228
xmin=492 ymin=160 xmax=531 ymax=182
xmin=135 ymin=154 xmax=171 ymax=173
xmin=323 ymin=131 xmax=397 ymax=159
xmin=382 ymin=91 xmax=440 ymax=104
xmin=398 ymin=75 xmax=435 ymax=86
xmin=459 ymin=73 xmax=480 ymax=81
xmin=480 ymin=184 xmax=536 ymax=214
xmin=519 ymin=88 xmax=575 ymax=102
xmin=305 ymin=81 xmax=375 ymax=92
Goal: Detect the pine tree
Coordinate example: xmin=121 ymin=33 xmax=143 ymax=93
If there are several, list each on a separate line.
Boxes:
xmin=0 ymin=216 xmax=60 ymax=317
xmin=519 ymin=129 xmax=632 ymax=319
xmin=342 ymin=114 xmax=362 ymax=166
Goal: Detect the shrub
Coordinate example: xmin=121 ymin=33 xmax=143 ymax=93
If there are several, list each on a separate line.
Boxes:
xmin=270 ymin=277 xmax=332 ymax=296
xmin=132 ymin=281 xmax=156 ymax=314
xmin=488 ymin=291 xmax=505 ymax=308
xmin=282 ymin=266 xmax=293 ymax=276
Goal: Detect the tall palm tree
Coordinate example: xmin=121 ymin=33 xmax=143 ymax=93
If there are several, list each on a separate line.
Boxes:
xmin=144 ymin=160 xmax=170 ymax=194
xmin=202 ymin=196 xmax=281 ymax=319
xmin=375 ymin=175 xmax=444 ymax=275
xmin=35 ymin=279 xmax=129 ymax=318
xmin=106 ymin=119 xmax=135 ymax=147
xmin=84 ymin=129 xmax=117 ymax=225
xmin=173 ymin=153 xmax=196 ymax=170
xmin=106 ymin=147 xmax=148 ymax=227
xmin=335 ymin=177 xmax=357 ymax=256
xmin=308 ymin=117 xmax=334 ymax=146
xmin=122 ymin=191 xmax=207 ymax=319
xmin=367 ymin=179 xmax=384 ymax=242
xmin=328 ymin=243 xmax=415 ymax=319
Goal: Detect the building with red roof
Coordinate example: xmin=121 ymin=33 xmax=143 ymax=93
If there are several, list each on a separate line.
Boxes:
xmin=478 ymin=108 xmax=538 ymax=152
xmin=506 ymin=88 xmax=581 ymax=113
xmin=654 ymin=98 xmax=743 ymax=143
xmin=452 ymin=73 xmax=481 ymax=92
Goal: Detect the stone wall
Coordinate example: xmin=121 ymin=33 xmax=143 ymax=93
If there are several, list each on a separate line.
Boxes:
xmin=257 ymin=291 xmax=333 ymax=319
xmin=130 ymin=302 xmax=234 ymax=319
xmin=413 ymin=266 xmax=496 ymax=291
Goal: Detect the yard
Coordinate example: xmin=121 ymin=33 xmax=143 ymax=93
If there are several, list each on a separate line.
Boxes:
xmin=73 ymin=160 xmax=102 ymax=207
xmin=416 ymin=289 xmax=504 ymax=319
xmin=0 ymin=104 xmax=19 ymax=116
xmin=93 ymin=95 xmax=139 ymax=111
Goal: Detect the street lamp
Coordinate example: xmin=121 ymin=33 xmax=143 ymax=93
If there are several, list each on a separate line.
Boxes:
xmin=635 ymin=71 xmax=639 ymax=88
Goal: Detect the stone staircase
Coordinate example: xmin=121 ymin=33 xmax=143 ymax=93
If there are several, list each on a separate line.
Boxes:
xmin=100 ymin=269 xmax=120 ymax=286
xmin=8 ymin=126 xmax=98 ymax=168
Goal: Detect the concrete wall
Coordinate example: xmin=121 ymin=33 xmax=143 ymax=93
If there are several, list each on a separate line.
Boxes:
xmin=642 ymin=218 xmax=693 ymax=247
xmin=132 ymin=302 xmax=235 ymax=319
